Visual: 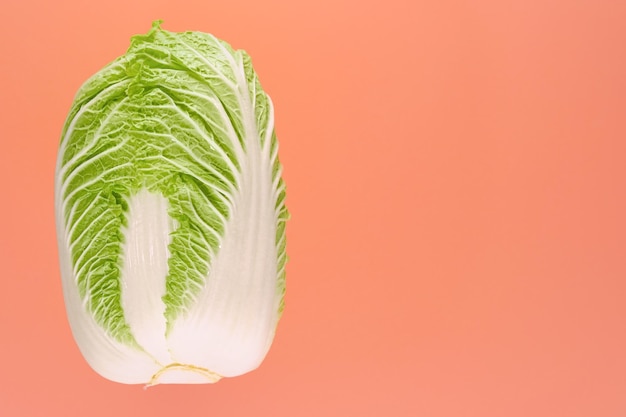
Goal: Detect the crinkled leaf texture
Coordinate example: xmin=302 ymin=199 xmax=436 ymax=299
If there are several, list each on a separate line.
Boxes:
xmin=55 ymin=21 xmax=288 ymax=385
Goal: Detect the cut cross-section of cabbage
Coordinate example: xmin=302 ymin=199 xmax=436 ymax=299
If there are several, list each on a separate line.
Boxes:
xmin=54 ymin=21 xmax=288 ymax=385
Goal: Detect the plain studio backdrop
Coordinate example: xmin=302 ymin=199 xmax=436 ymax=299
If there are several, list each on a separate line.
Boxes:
xmin=0 ymin=0 xmax=625 ymax=416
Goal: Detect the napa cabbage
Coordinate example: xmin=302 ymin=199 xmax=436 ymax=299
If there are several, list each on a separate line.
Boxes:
xmin=54 ymin=21 xmax=288 ymax=385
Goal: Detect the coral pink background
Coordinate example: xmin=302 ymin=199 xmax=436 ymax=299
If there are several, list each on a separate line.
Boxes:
xmin=1 ymin=0 xmax=625 ymax=416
